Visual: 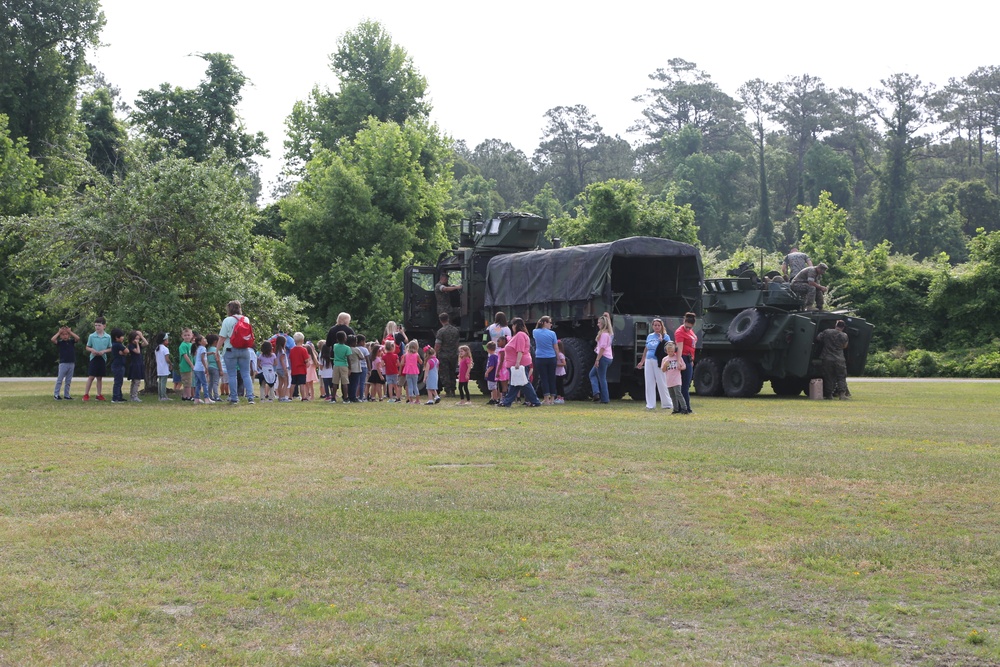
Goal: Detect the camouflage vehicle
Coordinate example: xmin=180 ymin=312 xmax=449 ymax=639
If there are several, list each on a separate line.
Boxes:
xmin=693 ymin=267 xmax=875 ymax=397
xmin=403 ymin=213 xmax=703 ymax=399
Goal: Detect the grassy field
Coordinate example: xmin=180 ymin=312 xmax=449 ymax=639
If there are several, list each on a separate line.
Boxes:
xmin=1 ymin=381 xmax=998 ymax=666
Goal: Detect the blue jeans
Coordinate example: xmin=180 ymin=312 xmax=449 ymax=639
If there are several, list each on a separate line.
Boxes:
xmin=589 ymin=356 xmax=612 ymax=403
xmin=534 ymin=357 xmax=557 ymax=398
xmin=500 ymin=375 xmax=540 ymax=407
xmin=193 ymin=370 xmax=208 ymax=400
xmin=55 ymin=362 xmax=74 ymax=398
xmin=112 ymin=367 xmax=125 ymax=402
xmin=349 ymin=372 xmax=362 ymax=402
xmin=681 ymin=356 xmax=693 ymax=412
xmin=224 ymin=348 xmax=255 ymax=402
xmin=406 ymin=374 xmax=419 ymax=398
xmin=207 ymin=367 xmax=220 ymax=401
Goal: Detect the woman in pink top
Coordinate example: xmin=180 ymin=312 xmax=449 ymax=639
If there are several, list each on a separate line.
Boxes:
xmin=674 ymin=312 xmax=698 ymax=413
xmin=588 ymin=312 xmax=614 ymax=403
xmin=498 ymin=318 xmax=541 ymax=408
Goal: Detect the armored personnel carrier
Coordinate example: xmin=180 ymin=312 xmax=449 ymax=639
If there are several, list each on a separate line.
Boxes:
xmin=403 ymin=213 xmax=703 ymax=399
xmin=694 ymin=268 xmax=874 ymax=397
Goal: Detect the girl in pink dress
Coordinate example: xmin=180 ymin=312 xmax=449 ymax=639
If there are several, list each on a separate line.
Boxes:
xmin=457 ymin=345 xmax=473 ymax=405
xmin=495 ymin=335 xmax=509 ymax=397
xmin=303 ymin=341 xmax=319 ymax=401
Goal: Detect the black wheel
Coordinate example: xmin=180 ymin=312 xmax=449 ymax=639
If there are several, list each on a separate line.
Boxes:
xmin=607 ymin=383 xmax=625 ymax=400
xmin=770 ymin=377 xmax=808 ymax=397
xmin=693 ymin=357 xmax=723 ymax=396
xmin=628 ymin=386 xmax=645 ymax=402
xmin=727 ymin=308 xmax=769 ymax=347
xmin=722 ymin=357 xmax=763 ymax=397
xmin=560 ymin=337 xmax=596 ymax=400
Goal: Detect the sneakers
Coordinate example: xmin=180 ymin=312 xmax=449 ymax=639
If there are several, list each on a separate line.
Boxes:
xmin=82 ymin=394 xmax=90 ymax=402
xmin=112 ymin=399 xmax=127 ymax=404
xmin=553 ymin=397 xmax=565 ymax=404
xmin=425 ymin=399 xmax=435 ymax=405
xmin=63 ymin=396 xmax=73 ymax=400
xmin=434 ymin=396 xmax=441 ymax=404
xmin=54 ymin=395 xmax=61 ymax=401
xmin=131 ymin=398 xmax=142 ymax=403
xmin=96 ymin=395 xmax=105 ymax=401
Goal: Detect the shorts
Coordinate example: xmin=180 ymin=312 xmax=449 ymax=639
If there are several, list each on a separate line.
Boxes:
xmin=181 ymin=371 xmax=192 ymax=388
xmin=487 ymin=381 xmax=497 ymax=390
xmin=333 ymin=366 xmax=350 ymax=384
xmin=291 ymin=373 xmax=306 ymax=386
xmin=88 ymin=356 xmax=106 ymax=377
xmin=386 ymin=373 xmax=398 ymax=386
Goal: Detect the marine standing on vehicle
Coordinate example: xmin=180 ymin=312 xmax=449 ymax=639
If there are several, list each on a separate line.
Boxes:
xmin=790 ymin=263 xmax=828 ymax=311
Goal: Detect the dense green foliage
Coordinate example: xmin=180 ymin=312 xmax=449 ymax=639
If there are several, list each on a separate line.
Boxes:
xmin=0 ymin=0 xmax=104 ymax=163
xmin=7 ymin=151 xmax=302 ymax=343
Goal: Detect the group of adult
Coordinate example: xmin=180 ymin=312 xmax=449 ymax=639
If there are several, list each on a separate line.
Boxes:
xmin=635 ymin=312 xmax=698 ymax=411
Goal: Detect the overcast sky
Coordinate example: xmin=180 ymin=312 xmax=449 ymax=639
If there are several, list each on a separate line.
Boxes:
xmin=90 ymin=1 xmax=1000 ymax=199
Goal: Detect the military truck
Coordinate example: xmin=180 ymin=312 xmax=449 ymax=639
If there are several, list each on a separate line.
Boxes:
xmin=402 ymin=213 xmax=703 ymax=399
xmin=693 ymin=269 xmax=874 ymax=397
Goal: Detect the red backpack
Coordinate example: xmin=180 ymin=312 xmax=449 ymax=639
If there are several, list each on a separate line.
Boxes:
xmin=230 ymin=315 xmax=255 ymax=349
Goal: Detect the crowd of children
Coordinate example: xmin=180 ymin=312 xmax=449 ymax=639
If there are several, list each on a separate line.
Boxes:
xmin=50 ymin=314 xmax=693 ymax=409
xmin=51 ymin=317 xmax=493 ymax=406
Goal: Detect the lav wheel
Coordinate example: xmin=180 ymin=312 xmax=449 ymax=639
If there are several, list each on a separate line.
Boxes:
xmin=770 ymin=377 xmax=809 ymax=397
xmin=722 ymin=357 xmax=764 ymax=397
xmin=693 ymin=357 xmax=724 ymax=396
xmin=726 ymin=308 xmax=769 ymax=347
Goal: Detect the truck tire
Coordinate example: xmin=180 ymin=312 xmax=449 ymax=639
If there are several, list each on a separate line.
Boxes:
xmin=560 ymin=337 xmax=596 ymax=401
xmin=770 ymin=377 xmax=808 ymax=397
xmin=722 ymin=357 xmax=763 ymax=397
xmin=726 ymin=308 xmax=768 ymax=347
xmin=693 ymin=357 xmax=723 ymax=396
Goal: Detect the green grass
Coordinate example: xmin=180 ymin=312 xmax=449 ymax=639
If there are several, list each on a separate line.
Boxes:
xmin=1 ymin=381 xmax=999 ymax=665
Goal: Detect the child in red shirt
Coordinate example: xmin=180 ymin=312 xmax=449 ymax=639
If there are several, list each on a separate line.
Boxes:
xmin=289 ymin=332 xmax=311 ymax=400
xmin=382 ymin=340 xmax=400 ymax=402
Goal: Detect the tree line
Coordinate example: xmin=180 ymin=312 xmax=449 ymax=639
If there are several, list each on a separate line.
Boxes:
xmin=2 ymin=6 xmax=999 ymax=377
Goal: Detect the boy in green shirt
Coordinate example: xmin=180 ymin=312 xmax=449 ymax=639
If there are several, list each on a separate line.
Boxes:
xmin=178 ymin=328 xmax=194 ymax=401
xmin=331 ymin=331 xmax=351 ymax=404
xmin=83 ymin=316 xmax=111 ymax=402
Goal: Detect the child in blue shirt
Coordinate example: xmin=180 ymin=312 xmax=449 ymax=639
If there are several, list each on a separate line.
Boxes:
xmin=485 ymin=341 xmax=499 ymax=405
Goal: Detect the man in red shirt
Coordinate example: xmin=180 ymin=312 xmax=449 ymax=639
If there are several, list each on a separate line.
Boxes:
xmin=674 ymin=312 xmax=698 ymax=414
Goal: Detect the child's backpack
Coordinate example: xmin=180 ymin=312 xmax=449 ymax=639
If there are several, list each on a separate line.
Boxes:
xmin=231 ymin=315 xmax=255 ymax=349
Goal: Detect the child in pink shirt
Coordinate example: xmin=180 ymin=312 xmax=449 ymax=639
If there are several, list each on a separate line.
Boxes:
xmin=457 ymin=345 xmax=473 ymax=405
xmin=661 ymin=342 xmax=689 ymax=414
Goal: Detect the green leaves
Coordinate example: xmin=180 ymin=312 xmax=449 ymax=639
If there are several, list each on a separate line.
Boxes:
xmin=9 ymin=149 xmax=302 ymax=340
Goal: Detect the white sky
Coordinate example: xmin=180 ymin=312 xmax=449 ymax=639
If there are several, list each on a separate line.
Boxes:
xmin=90 ymin=0 xmax=1000 ymax=200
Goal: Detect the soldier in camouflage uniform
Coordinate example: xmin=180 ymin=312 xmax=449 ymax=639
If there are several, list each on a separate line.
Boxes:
xmin=435 ymin=273 xmax=461 ymax=328
xmin=781 ymin=247 xmax=812 ymax=281
xmin=790 ymin=263 xmax=828 ymax=310
xmin=434 ymin=312 xmax=460 ymax=398
xmin=815 ymin=320 xmax=850 ymax=399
